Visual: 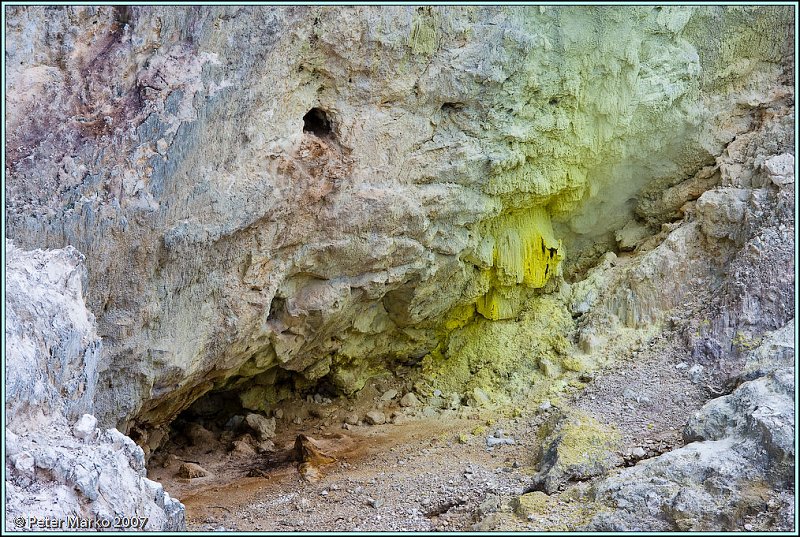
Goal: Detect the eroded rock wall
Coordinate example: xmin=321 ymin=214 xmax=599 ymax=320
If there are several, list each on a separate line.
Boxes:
xmin=4 ymin=6 xmax=793 ymax=434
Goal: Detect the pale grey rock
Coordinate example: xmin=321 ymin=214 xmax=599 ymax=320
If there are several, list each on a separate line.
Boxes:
xmin=427 ymin=395 xmax=446 ymax=409
xmin=735 ymin=321 xmax=794 ymax=383
xmin=4 ymin=241 xmax=185 ymax=532
xmin=446 ymin=392 xmax=462 ymax=410
xmin=244 ymin=413 xmax=276 ymax=441
xmin=587 ymin=327 xmax=795 ymax=531
xmin=615 ymin=220 xmax=650 ymax=251
xmin=763 ymin=153 xmax=794 ymax=186
xmin=73 ymin=463 xmax=100 ymax=501
xmin=696 ymin=188 xmax=751 ymax=245
xmin=11 ymin=452 xmax=35 ymax=475
xmin=73 ymin=413 xmax=98 ymax=440
xmin=486 ymin=436 xmax=515 ymax=447
xmin=5 ymin=240 xmax=99 ymax=428
xmin=380 ymin=389 xmax=398 ymax=402
xmin=365 ymin=410 xmax=387 ymax=425
xmin=344 ymin=413 xmax=360 ymax=425
xmin=399 ymin=392 xmax=421 ymax=408
xmin=687 ymin=364 xmax=705 ymax=384
xmin=596 ymin=222 xmax=715 ymax=329
xmin=422 ymin=406 xmax=439 ymax=418
xmin=684 ymin=367 xmax=794 ymax=485
xmin=588 ymin=438 xmax=756 ymax=531
xmin=570 ymin=253 xmax=617 ymax=310
xmin=5 ymin=431 xmax=21 ymax=458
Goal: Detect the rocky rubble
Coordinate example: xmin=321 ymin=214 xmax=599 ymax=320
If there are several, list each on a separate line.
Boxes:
xmin=4 ymin=241 xmax=185 ymax=531
xmin=587 ymin=322 xmax=795 ymax=532
xmin=563 ymin=91 xmax=794 ymax=530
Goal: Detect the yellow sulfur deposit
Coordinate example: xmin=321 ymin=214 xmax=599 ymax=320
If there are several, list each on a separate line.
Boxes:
xmin=476 ymin=207 xmax=563 ymax=320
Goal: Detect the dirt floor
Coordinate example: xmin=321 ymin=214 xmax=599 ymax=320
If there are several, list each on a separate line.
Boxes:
xmin=147 ymin=316 xmax=713 ymax=532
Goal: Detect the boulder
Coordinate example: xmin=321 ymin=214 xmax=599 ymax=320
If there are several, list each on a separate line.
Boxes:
xmin=527 ymin=409 xmax=623 ymax=494
xmin=245 ymin=413 xmax=276 ymax=441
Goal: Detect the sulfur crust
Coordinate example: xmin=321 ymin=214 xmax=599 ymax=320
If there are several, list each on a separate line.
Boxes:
xmin=476 ymin=207 xmax=564 ymax=320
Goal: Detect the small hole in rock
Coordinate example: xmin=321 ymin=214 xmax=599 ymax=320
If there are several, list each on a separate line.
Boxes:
xmin=441 ymin=102 xmax=464 ymax=112
xmin=303 ymin=107 xmax=333 ymax=137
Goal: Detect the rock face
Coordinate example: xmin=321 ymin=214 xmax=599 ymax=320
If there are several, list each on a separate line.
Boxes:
xmin=4 ymin=241 xmax=185 ymax=531
xmin=4 ymin=6 xmax=793 ymax=441
xmin=558 ymin=61 xmax=794 ymax=531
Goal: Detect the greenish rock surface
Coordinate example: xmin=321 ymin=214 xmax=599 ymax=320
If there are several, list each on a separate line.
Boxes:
xmin=528 ymin=409 xmax=623 ymax=494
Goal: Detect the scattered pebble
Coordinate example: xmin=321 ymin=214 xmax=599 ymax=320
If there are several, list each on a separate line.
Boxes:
xmin=344 ymin=413 xmax=359 ymax=425
xmin=688 ymin=364 xmax=705 ymax=383
xmin=380 ymin=389 xmax=398 ymax=401
xmin=400 ymin=392 xmax=421 ymax=407
xmin=178 ymin=462 xmax=209 ymax=479
xmin=365 ymin=410 xmax=386 ymax=425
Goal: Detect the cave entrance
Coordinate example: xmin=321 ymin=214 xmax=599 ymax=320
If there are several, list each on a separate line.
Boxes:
xmin=303 ymin=107 xmax=334 ymax=137
xmin=145 ymin=369 xmax=342 ymax=467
